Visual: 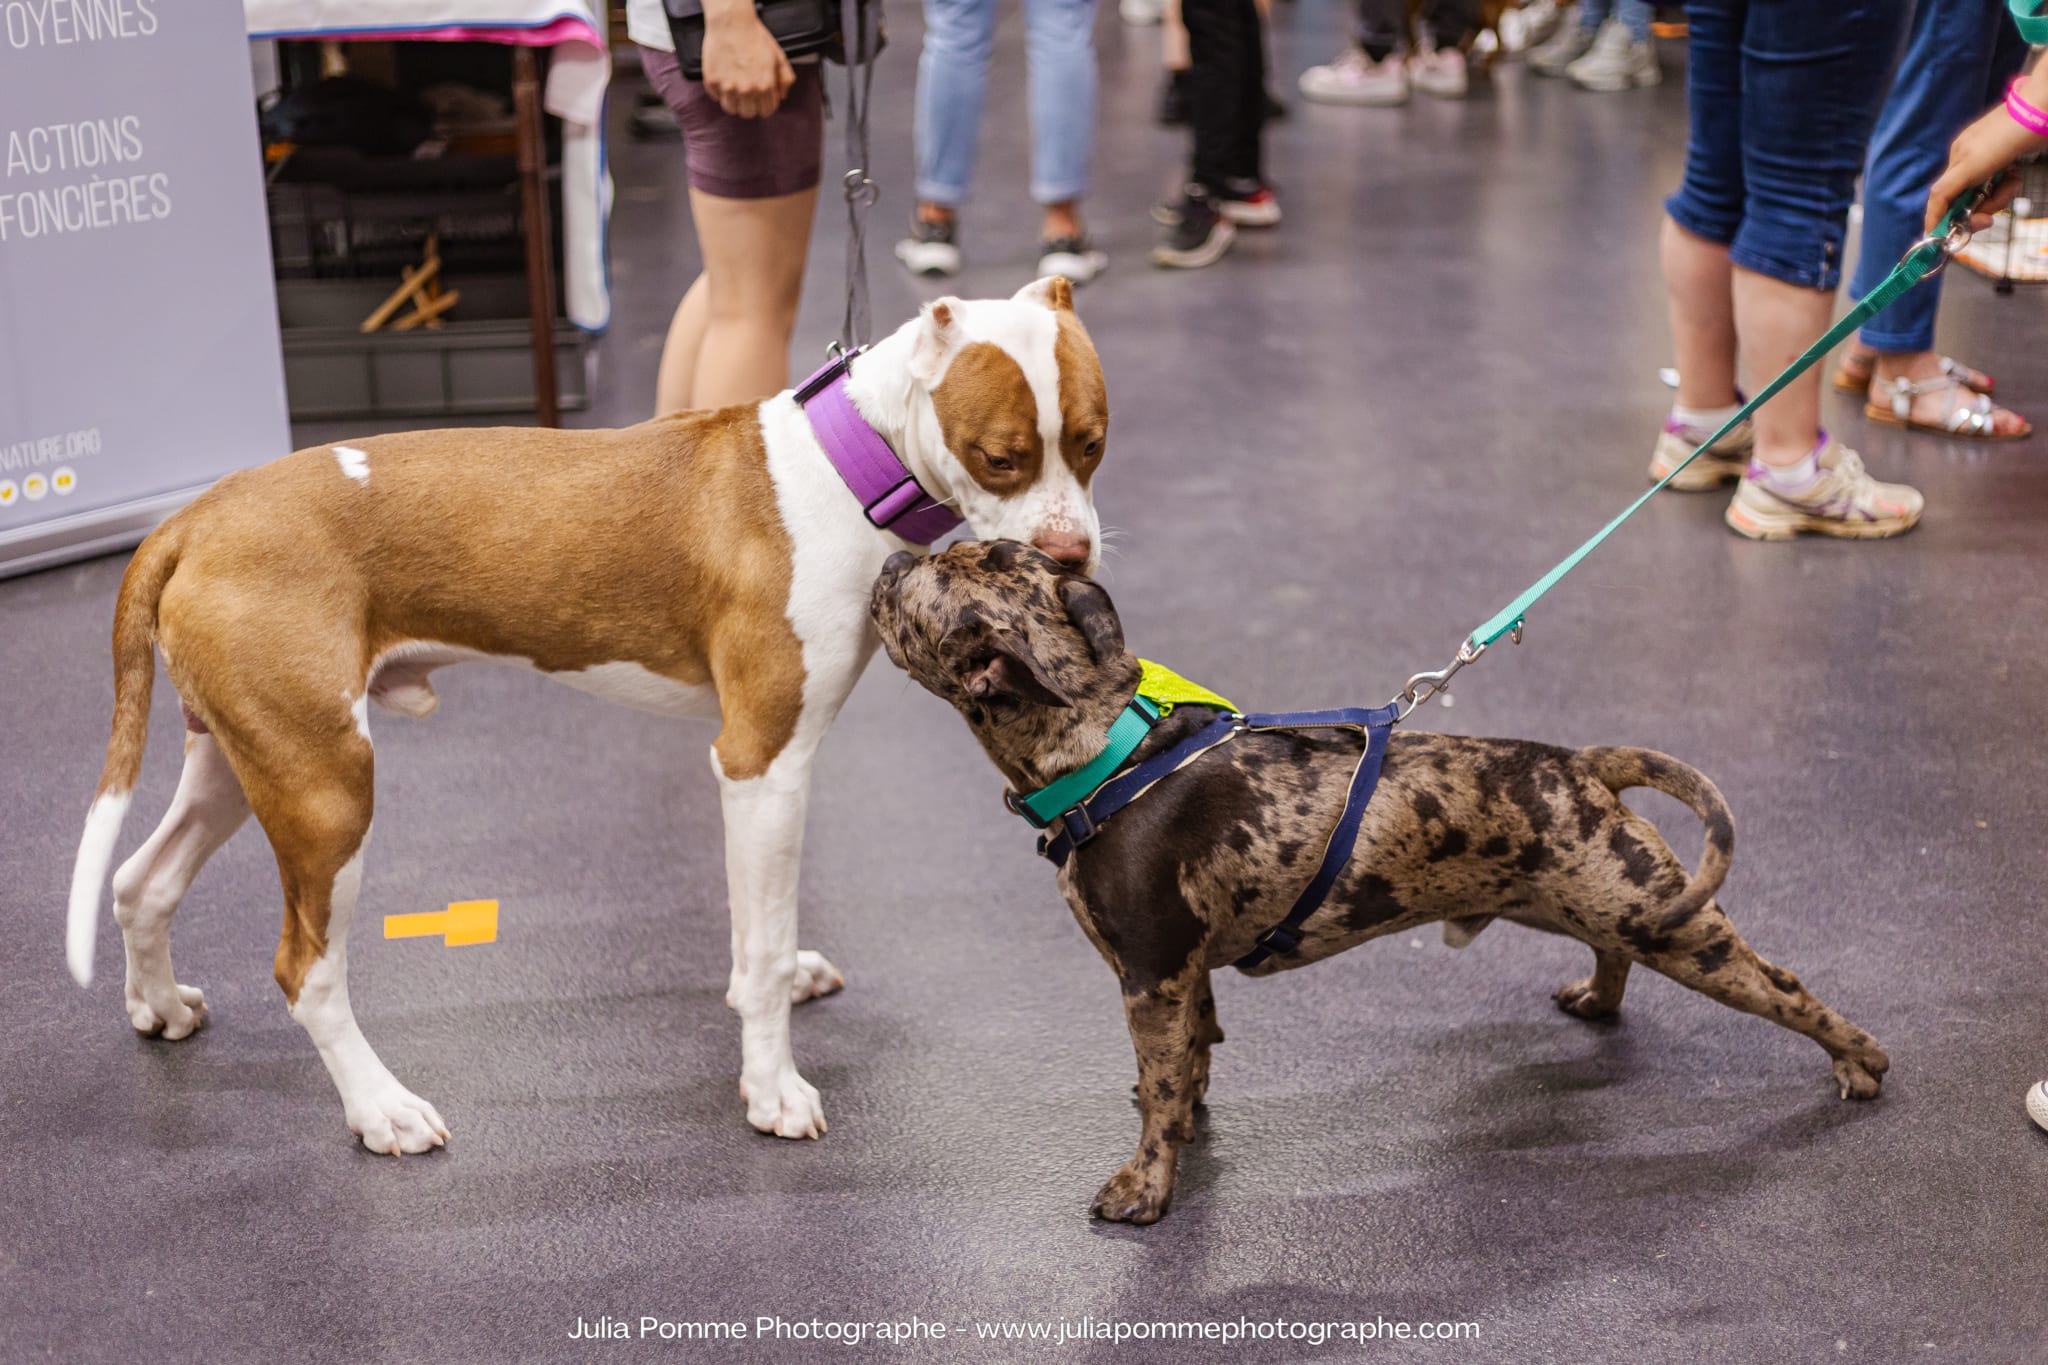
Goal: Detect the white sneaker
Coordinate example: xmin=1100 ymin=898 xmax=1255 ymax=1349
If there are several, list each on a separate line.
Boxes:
xmin=894 ymin=217 xmax=961 ymax=277
xmin=1409 ymin=45 xmax=1469 ymax=99
xmin=1037 ymin=236 xmax=1108 ymax=285
xmin=1119 ymin=0 xmax=1163 ymax=23
xmin=1528 ymin=19 xmax=1596 ymax=75
xmin=1298 ymin=49 xmax=1409 ymax=106
xmin=1501 ymin=0 xmax=1565 ymax=53
xmin=1567 ymin=19 xmax=1660 ymax=90
xmin=2027 ymin=1080 xmax=2048 ymax=1133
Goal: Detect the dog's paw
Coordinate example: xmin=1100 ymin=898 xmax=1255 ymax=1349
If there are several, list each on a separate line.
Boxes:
xmin=791 ymin=949 xmax=845 ymax=1004
xmin=1553 ymin=979 xmax=1618 ymax=1021
xmin=127 ymin=982 xmax=207 ymax=1040
xmin=1553 ymin=976 xmax=1621 ymax=1021
xmin=1091 ymin=1162 xmax=1172 ymax=1225
xmin=1833 ymin=1050 xmax=1888 ymax=1101
xmin=347 ymin=1084 xmax=449 ymax=1156
xmin=741 ymin=1070 xmax=827 ymax=1139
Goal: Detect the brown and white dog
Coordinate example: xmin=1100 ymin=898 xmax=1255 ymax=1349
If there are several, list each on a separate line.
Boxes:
xmin=64 ymin=278 xmax=1109 ymax=1154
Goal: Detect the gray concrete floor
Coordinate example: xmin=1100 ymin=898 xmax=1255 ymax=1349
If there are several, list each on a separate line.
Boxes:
xmin=7 ymin=6 xmax=2048 ymax=1362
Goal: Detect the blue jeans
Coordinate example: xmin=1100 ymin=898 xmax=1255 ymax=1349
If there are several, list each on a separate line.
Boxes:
xmin=1851 ymin=0 xmax=2026 ymax=352
xmin=1665 ymin=0 xmax=1913 ymax=292
xmin=914 ymin=0 xmax=1099 ymax=207
xmin=1579 ymin=0 xmax=1653 ymax=42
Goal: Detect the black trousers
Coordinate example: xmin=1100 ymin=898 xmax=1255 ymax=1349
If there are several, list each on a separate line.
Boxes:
xmin=1355 ymin=0 xmax=1481 ymax=55
xmin=1182 ymin=0 xmax=1265 ymax=193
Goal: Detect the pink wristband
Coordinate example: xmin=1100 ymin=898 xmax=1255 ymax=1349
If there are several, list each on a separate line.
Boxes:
xmin=2007 ymin=77 xmax=2048 ymax=137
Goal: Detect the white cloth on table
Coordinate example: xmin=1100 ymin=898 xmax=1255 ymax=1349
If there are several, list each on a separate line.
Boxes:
xmin=626 ymin=0 xmax=674 ymax=52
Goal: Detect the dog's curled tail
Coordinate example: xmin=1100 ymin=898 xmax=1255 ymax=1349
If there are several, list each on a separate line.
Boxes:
xmin=66 ymin=524 xmax=181 ymax=986
xmin=1582 ymin=746 xmax=1735 ymax=934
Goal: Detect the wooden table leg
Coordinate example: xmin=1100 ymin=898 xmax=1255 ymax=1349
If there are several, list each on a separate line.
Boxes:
xmin=513 ymin=45 xmax=561 ymax=428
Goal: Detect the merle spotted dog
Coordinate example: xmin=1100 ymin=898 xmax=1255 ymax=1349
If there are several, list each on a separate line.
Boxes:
xmin=870 ymin=542 xmax=1890 ymax=1225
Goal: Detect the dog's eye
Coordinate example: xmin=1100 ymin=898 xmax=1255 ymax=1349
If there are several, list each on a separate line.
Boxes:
xmin=1083 ymin=438 xmax=1102 ymax=458
xmin=981 ymin=447 xmax=1015 ymax=473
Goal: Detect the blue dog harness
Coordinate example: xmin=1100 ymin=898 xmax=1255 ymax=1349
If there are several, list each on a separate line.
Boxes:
xmin=1005 ymin=668 xmax=1399 ymax=972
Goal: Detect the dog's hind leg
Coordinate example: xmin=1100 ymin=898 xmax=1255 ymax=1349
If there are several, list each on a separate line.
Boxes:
xmin=233 ymin=691 xmax=447 ymax=1154
xmin=1554 ymin=949 xmax=1631 ymax=1021
xmin=110 ymin=729 xmax=250 ymax=1039
xmin=1624 ymin=908 xmax=1889 ymax=1100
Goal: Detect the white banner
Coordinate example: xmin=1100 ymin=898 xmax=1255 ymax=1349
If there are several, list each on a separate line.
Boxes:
xmin=0 ymin=0 xmax=288 ymax=577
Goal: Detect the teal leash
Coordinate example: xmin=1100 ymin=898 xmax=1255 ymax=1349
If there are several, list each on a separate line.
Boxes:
xmin=2012 ymin=0 xmax=2048 ymax=45
xmin=1389 ymin=189 xmax=1988 ymax=721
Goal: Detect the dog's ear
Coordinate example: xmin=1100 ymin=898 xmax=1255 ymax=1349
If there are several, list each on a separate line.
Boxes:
xmin=1013 ymin=275 xmax=1074 ymax=313
xmin=1058 ymin=576 xmax=1124 ymax=664
xmin=943 ymin=622 xmax=1074 ymax=708
xmin=909 ymin=298 xmax=966 ymax=387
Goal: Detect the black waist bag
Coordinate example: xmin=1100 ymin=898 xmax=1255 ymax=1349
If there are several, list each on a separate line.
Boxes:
xmin=662 ymin=0 xmax=884 ymax=80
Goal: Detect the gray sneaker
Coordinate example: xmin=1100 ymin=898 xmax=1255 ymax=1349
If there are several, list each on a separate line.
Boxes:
xmin=1528 ymin=19 xmax=1596 ymax=75
xmin=1568 ymin=19 xmax=1661 ymax=91
xmin=1724 ymin=438 xmax=1924 ymax=542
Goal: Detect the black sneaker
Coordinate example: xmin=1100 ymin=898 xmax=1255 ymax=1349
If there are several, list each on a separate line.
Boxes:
xmin=894 ymin=216 xmax=962 ymax=276
xmin=1156 ymin=70 xmax=1190 ymax=126
xmin=1151 ymin=187 xmax=1237 ymax=269
xmin=1152 ymin=178 xmax=1280 ymax=229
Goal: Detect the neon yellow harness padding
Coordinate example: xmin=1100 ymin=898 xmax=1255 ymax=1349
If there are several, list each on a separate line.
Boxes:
xmin=1136 ymin=659 xmax=1238 ymax=716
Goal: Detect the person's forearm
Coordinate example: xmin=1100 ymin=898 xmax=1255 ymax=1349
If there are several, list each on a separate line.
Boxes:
xmin=702 ymin=0 xmax=756 ymax=27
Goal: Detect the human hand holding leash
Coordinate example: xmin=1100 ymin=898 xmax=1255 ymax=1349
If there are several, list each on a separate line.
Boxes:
xmin=702 ymin=0 xmax=795 ymax=118
xmin=1927 ymin=66 xmax=2048 ymax=231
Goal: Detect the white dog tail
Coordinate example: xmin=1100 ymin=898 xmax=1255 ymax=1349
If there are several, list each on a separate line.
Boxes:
xmin=67 ymin=525 xmax=181 ymax=986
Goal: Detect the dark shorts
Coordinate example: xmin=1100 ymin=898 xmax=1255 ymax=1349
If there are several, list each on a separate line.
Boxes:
xmin=1663 ymin=0 xmax=1912 ymax=292
xmin=641 ymin=46 xmax=824 ymax=200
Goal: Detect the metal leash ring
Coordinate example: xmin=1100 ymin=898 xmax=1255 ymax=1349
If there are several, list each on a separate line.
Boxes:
xmin=1900 ymin=219 xmax=1976 ymax=280
xmin=843 ymin=168 xmax=880 ymax=208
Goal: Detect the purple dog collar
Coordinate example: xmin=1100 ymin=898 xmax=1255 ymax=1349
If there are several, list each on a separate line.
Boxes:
xmin=795 ymin=349 xmax=963 ymax=546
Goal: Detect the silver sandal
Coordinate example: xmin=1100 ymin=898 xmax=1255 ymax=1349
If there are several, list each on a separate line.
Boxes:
xmin=1867 ymin=372 xmax=2030 ymax=441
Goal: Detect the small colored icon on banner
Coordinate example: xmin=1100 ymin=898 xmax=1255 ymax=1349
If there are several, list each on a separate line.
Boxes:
xmin=22 ymin=473 xmax=47 ymax=501
xmin=51 ymin=467 xmax=76 ymax=495
xmin=384 ymin=899 xmax=499 ymax=946
xmin=0 ymin=481 xmax=16 ymax=507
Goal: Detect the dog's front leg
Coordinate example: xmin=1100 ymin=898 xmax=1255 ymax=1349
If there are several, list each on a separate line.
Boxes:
xmin=1190 ymin=972 xmax=1223 ymax=1106
xmin=713 ymin=735 xmax=829 ymax=1140
xmin=1093 ymin=973 xmax=1204 ymax=1224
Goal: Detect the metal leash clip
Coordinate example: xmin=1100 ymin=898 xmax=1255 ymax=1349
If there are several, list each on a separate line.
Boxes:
xmin=1902 ymin=218 xmax=1975 ymax=279
xmin=1389 ymin=621 xmax=1523 ymax=723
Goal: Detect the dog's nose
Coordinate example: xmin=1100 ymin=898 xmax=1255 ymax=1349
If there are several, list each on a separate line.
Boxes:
xmin=871 ymin=551 xmax=916 ymax=617
xmin=1031 ymin=533 xmax=1092 ymax=568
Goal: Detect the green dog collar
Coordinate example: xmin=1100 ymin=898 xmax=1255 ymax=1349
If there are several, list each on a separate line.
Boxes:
xmin=1008 ymin=660 xmax=1239 ymax=829
xmin=1011 ymin=695 xmax=1160 ymax=829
